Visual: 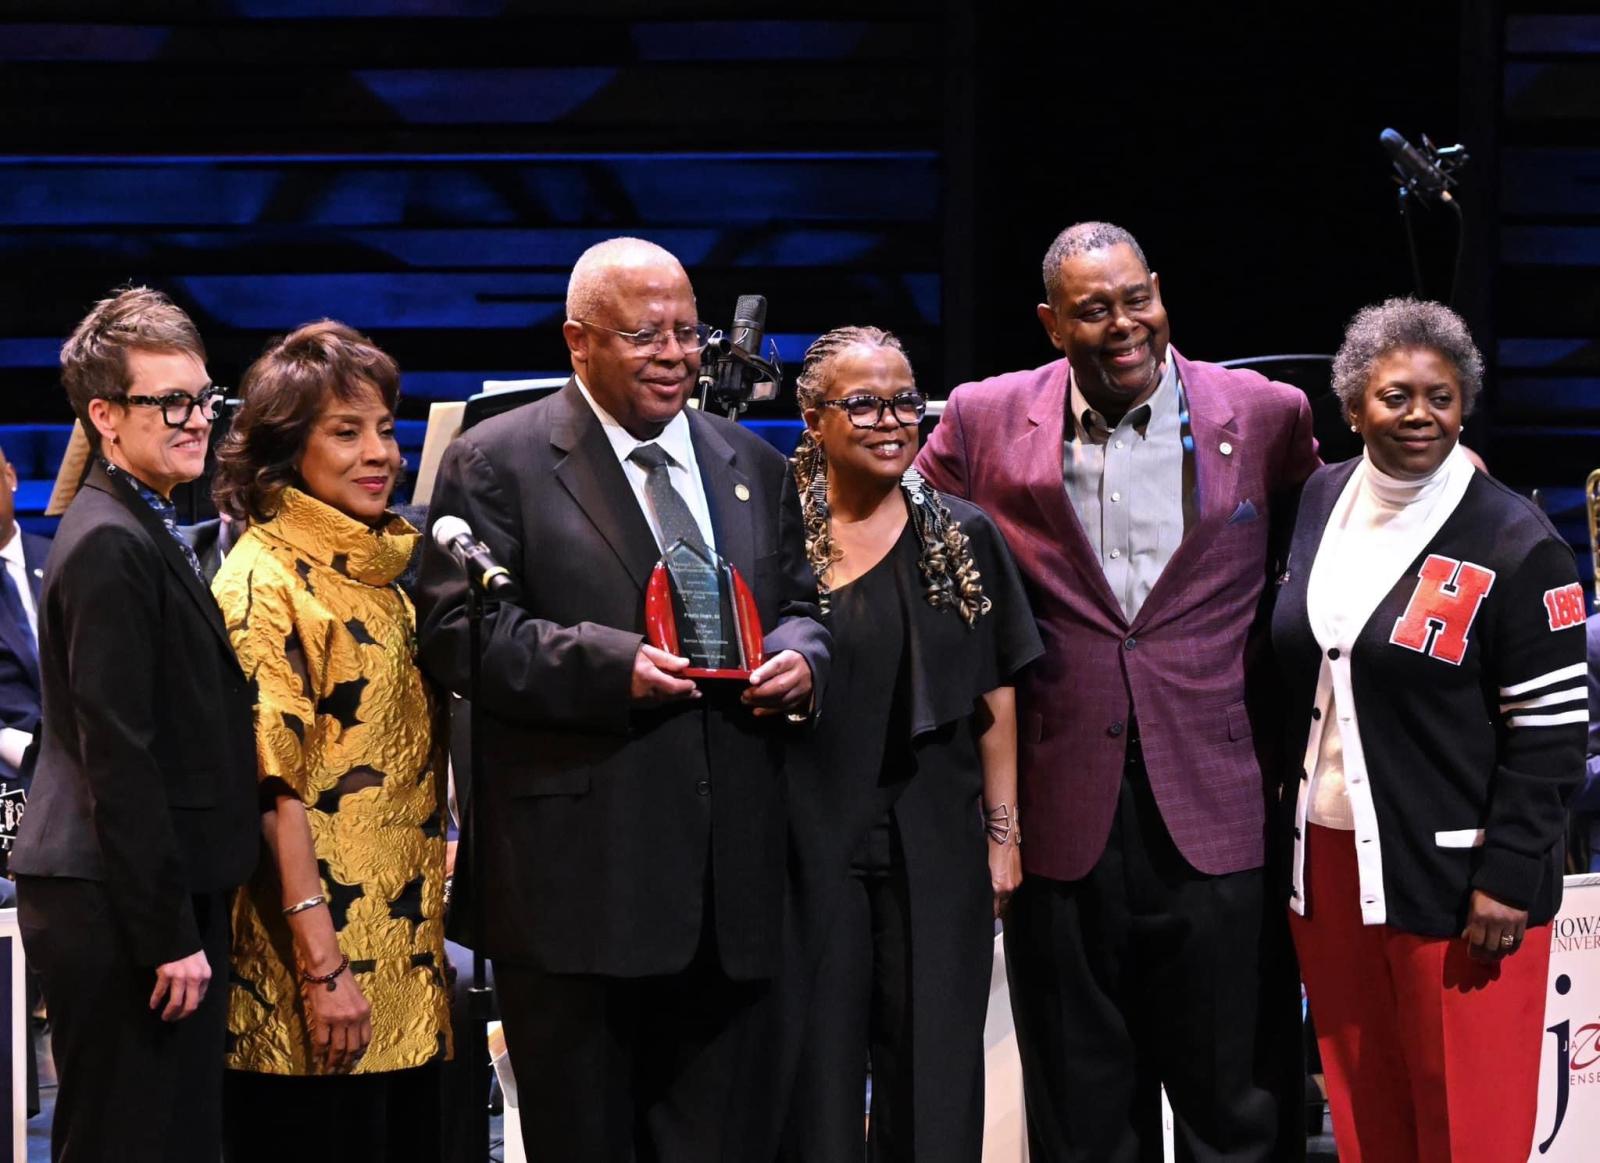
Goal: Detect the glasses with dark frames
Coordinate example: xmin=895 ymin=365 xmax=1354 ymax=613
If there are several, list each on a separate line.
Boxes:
xmin=817 ymin=392 xmax=927 ymax=429
xmin=115 ymin=386 xmax=227 ymax=428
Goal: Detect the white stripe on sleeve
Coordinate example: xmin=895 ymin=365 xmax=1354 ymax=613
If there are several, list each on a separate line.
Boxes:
xmin=1506 ymin=708 xmax=1589 ymax=729
xmin=1500 ymin=686 xmax=1588 ymax=712
xmin=1500 ymin=662 xmax=1588 ymax=698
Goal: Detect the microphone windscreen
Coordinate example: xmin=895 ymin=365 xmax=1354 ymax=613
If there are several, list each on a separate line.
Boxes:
xmin=431 ymin=515 xmax=472 ymax=550
xmin=731 ymin=295 xmax=767 ymax=354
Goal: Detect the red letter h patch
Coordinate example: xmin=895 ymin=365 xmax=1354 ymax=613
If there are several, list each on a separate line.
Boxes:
xmin=1388 ymin=554 xmax=1496 ymax=666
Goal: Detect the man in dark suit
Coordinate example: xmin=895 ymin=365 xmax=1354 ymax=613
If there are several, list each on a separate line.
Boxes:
xmin=416 ymin=238 xmax=828 ymax=1163
xmin=10 ymin=288 xmax=258 ymax=1162
xmin=0 ymin=442 xmax=49 ymax=794
xmin=917 ymin=222 xmax=1319 ymax=1161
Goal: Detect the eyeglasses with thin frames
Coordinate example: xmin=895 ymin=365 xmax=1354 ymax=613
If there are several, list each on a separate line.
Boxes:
xmin=116 ymin=386 xmax=228 ymax=428
xmin=817 ymin=392 xmax=927 ymax=429
xmin=576 ymin=320 xmax=712 ymax=357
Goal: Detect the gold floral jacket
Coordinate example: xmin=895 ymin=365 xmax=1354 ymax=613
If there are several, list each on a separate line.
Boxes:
xmin=213 ymin=488 xmax=450 ymax=1074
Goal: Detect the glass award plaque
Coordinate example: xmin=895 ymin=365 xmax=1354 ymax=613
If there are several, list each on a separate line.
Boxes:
xmin=644 ymin=539 xmax=766 ymax=680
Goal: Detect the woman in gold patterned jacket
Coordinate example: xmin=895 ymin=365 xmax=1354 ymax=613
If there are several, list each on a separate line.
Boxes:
xmin=210 ymin=321 xmax=449 ymax=1163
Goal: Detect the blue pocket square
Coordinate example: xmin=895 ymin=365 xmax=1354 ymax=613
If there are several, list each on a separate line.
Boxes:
xmin=1227 ymin=499 xmax=1259 ymax=525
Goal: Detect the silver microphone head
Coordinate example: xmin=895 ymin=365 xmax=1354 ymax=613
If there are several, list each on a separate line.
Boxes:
xmin=431 ymin=515 xmax=472 ymax=550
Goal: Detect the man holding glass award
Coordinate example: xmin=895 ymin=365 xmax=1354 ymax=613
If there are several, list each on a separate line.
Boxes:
xmin=416 ymin=238 xmax=829 ymax=1163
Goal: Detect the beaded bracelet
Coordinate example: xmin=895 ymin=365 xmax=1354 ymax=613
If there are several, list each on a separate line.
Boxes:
xmin=301 ymin=954 xmax=349 ymax=992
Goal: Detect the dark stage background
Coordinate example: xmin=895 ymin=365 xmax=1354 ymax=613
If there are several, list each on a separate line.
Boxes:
xmin=0 ymin=1 xmax=1595 ymax=580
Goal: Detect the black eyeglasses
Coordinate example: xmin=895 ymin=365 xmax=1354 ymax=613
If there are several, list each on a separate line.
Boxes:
xmin=818 ymin=392 xmax=927 ymax=429
xmin=576 ymin=320 xmax=713 ymax=357
xmin=116 ymin=386 xmax=227 ymax=428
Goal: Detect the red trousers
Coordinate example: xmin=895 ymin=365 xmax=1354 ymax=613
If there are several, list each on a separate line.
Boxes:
xmin=1290 ymin=824 xmax=1550 ymax=1163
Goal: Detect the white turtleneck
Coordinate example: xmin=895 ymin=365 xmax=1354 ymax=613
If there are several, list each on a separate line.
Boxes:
xmin=1302 ymin=444 xmax=1476 ymax=828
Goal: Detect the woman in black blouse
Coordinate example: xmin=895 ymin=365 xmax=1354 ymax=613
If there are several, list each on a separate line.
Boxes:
xmin=764 ymin=326 xmax=1041 ymax=1163
xmin=1272 ymin=298 xmax=1584 ymax=1161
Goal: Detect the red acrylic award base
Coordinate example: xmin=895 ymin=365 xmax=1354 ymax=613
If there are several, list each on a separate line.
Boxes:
xmin=645 ymin=558 xmax=765 ymax=680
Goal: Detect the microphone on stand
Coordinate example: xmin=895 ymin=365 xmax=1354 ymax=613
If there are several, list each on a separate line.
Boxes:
xmin=729 ymin=294 xmax=767 ymax=362
xmin=698 ymin=294 xmax=781 ymax=416
xmin=432 ymin=516 xmax=520 ymax=602
xmin=1379 ymin=128 xmax=1459 ymax=204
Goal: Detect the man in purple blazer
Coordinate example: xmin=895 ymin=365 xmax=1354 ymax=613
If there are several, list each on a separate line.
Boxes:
xmin=917 ymin=222 xmax=1318 ymax=1160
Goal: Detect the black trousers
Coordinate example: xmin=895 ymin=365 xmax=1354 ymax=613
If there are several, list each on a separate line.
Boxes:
xmin=494 ymin=926 xmax=767 ymax=1163
xmin=780 ymin=818 xmax=915 ymax=1163
xmin=17 ymin=877 xmax=231 ymax=1163
xmin=222 ymin=1061 xmax=442 ymax=1163
xmin=1004 ymin=730 xmax=1278 ymax=1163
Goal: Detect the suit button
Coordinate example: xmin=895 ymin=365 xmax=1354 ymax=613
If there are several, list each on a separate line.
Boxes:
xmin=1327 ymin=648 xmax=1340 ymax=660
xmin=695 ymin=780 xmax=710 ymax=796
xmin=1124 ymin=637 xmax=1138 ymax=650
xmin=1108 ymin=721 xmax=1124 ymax=737
xmin=1311 ymin=707 xmax=1321 ymax=720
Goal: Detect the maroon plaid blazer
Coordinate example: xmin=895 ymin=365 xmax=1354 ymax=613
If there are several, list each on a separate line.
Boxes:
xmin=916 ymin=349 xmax=1318 ymax=880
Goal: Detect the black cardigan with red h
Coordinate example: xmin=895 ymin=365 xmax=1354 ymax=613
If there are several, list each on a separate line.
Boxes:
xmin=1272 ymin=459 xmax=1586 ymax=937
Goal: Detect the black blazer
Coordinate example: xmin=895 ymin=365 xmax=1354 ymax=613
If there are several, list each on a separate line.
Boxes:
xmin=0 ymin=530 xmax=49 ymax=780
xmin=416 ymin=381 xmax=830 ymax=981
xmin=9 ymin=462 xmax=258 ymax=966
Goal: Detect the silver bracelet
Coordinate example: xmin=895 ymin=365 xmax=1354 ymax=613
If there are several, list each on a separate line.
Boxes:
xmin=985 ymin=803 xmax=1020 ymax=847
xmin=282 ymin=894 xmax=328 ymax=917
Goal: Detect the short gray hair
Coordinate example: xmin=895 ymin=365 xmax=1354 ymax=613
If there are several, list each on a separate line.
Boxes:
xmin=565 ymin=237 xmax=685 ymax=321
xmin=1042 ymin=221 xmax=1149 ymax=304
xmin=1331 ymin=297 xmax=1484 ymax=416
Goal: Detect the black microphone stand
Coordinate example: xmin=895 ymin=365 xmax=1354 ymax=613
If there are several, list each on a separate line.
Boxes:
xmin=464 ymin=581 xmax=494 ymax=1162
xmin=1396 ymin=183 xmax=1427 ymax=300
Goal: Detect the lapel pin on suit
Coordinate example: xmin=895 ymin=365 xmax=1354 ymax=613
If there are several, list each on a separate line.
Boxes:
xmin=734 ymin=484 xmax=750 ymax=502
xmin=1219 ymin=441 xmax=1234 ymax=456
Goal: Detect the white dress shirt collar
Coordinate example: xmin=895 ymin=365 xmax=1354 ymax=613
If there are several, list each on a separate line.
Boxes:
xmin=0 ymin=526 xmax=22 ymax=571
xmin=574 ymin=375 xmax=696 ymax=471
xmin=0 ymin=523 xmax=37 ymax=636
xmin=572 ymin=376 xmax=716 ymax=551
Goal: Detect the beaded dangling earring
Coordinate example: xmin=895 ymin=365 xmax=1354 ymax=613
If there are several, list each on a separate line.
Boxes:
xmin=901 ymin=466 xmax=957 ymax=611
xmin=797 ymin=432 xmax=835 ymax=615
xmin=808 ymin=451 xmax=830 ymax=523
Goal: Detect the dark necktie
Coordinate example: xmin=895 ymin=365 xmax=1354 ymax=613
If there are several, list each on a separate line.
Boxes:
xmin=0 ymin=565 xmax=36 ymax=669
xmin=628 ymin=443 xmax=706 ymax=552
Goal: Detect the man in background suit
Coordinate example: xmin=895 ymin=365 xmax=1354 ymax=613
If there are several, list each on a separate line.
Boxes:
xmin=416 ymin=238 xmax=828 ymax=1162
xmin=917 ymin=222 xmax=1319 ymax=1161
xmin=0 ymin=442 xmax=49 ymax=794
xmin=0 ymin=441 xmax=49 ymax=1117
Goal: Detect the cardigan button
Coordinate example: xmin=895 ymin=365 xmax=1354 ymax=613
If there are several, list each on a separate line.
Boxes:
xmin=1124 ymin=637 xmax=1138 ymax=650
xmin=1107 ymin=721 xmax=1124 ymax=737
xmin=1311 ymin=707 xmax=1321 ymax=720
xmin=1327 ymin=647 xmax=1340 ymax=660
xmin=695 ymin=780 xmax=711 ymax=796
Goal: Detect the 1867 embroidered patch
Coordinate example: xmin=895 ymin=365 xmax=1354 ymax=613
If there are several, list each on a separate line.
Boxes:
xmin=1543 ymin=582 xmax=1586 ymax=632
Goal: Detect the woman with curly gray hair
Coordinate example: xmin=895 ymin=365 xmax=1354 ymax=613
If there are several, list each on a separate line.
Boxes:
xmin=1272 ymin=298 xmax=1584 ymax=1160
xmin=754 ymin=326 xmax=1041 ymax=1163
